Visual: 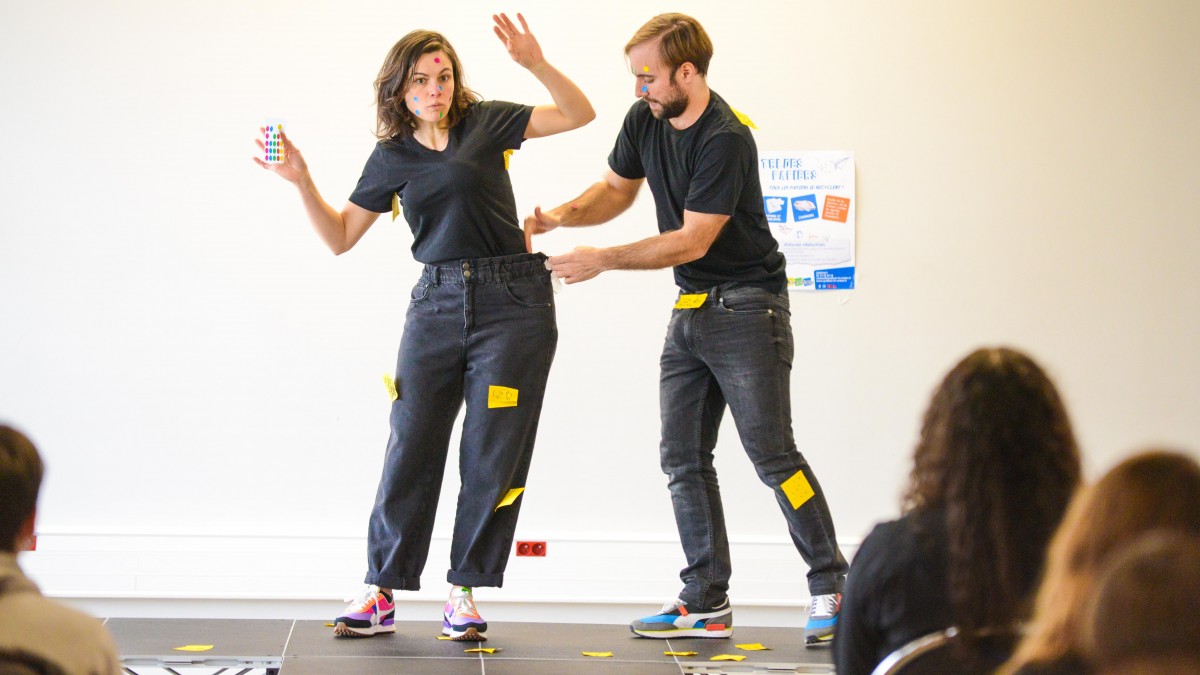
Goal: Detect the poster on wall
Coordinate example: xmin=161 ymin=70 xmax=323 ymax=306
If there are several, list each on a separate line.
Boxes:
xmin=758 ymin=151 xmax=856 ymax=291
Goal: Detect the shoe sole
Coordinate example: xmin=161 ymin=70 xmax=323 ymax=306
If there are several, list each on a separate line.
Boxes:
xmin=631 ymin=627 xmax=733 ymax=639
xmin=333 ymin=621 xmax=396 ymax=638
xmin=442 ymin=626 xmax=487 ymax=641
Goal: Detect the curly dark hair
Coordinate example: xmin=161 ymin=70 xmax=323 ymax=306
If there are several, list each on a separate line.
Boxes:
xmin=373 ymin=30 xmax=480 ymax=140
xmin=904 ymin=347 xmax=1081 ymax=640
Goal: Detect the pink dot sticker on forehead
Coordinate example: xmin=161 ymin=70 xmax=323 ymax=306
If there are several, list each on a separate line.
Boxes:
xmin=435 ymin=57 xmax=441 ymax=63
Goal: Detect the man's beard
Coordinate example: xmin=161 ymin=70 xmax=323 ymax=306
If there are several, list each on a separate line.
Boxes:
xmin=649 ymin=88 xmax=689 ymax=120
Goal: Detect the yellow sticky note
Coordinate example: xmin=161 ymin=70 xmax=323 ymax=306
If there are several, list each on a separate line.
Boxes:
xmin=664 ymin=651 xmax=698 ymax=656
xmin=736 ymin=643 xmax=770 ymax=651
xmin=582 ymin=652 xmax=613 ymax=658
xmin=729 ymin=106 xmax=758 ymax=129
xmin=465 ymin=647 xmax=497 ymax=653
xmin=488 ymin=385 xmax=519 ymax=408
xmin=391 ymin=193 xmax=400 ymax=221
xmin=436 ymin=635 xmax=453 ymax=640
xmin=503 ymin=148 xmax=514 ymax=170
xmin=324 ymin=623 xmax=335 ymax=627
xmin=711 ymin=654 xmax=747 ymax=661
xmin=383 ymin=373 xmax=399 ymax=402
xmin=674 ymin=293 xmax=707 ymax=309
xmin=173 ymin=645 xmax=214 ymax=652
xmin=781 ymin=469 xmax=815 ymax=510
xmin=494 ymin=487 xmax=524 ymax=511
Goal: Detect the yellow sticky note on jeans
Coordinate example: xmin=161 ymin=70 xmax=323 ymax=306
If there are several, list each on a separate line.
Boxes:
xmin=674 ymin=293 xmax=706 ymax=309
xmin=781 ymin=470 xmax=815 ymax=510
xmin=488 ymin=385 xmax=518 ymax=408
xmin=494 ymin=487 xmax=524 ymax=511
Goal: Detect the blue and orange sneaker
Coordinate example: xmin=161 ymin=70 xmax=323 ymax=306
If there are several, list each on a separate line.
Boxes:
xmin=443 ymin=587 xmax=488 ymax=641
xmin=333 ymin=585 xmax=396 ymax=638
xmin=630 ymin=598 xmax=733 ymax=638
xmin=804 ymin=593 xmax=841 ymax=647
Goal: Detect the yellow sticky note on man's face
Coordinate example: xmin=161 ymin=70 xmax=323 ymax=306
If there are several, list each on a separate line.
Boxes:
xmin=495 ymin=487 xmax=524 ymax=511
xmin=674 ymin=293 xmax=707 ymax=309
xmin=781 ymin=469 xmax=815 ymax=510
xmin=488 ymin=385 xmax=518 ymax=408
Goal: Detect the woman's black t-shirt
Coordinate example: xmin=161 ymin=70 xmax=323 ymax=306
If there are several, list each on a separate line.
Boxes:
xmin=349 ymin=100 xmax=533 ymax=264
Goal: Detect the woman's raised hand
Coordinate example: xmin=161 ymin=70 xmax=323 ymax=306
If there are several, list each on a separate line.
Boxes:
xmin=253 ymin=128 xmax=309 ymax=184
xmin=493 ymin=13 xmax=544 ymax=70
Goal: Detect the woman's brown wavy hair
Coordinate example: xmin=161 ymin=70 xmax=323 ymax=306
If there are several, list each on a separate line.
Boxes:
xmin=904 ymin=347 xmax=1081 ymax=644
xmin=373 ymin=30 xmax=479 ymax=140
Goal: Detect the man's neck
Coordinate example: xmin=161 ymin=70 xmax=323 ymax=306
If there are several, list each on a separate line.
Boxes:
xmin=668 ymin=85 xmax=711 ymax=131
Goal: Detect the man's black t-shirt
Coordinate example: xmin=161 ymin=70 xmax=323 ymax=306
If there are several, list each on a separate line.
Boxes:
xmin=349 ymin=100 xmax=533 ymax=264
xmin=607 ymin=91 xmax=786 ymax=293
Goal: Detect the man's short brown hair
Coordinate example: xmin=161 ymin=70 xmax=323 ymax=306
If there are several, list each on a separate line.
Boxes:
xmin=625 ymin=13 xmax=713 ymax=78
xmin=0 ymin=425 xmax=43 ymax=552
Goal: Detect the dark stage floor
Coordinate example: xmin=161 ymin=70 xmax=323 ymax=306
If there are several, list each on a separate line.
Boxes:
xmin=107 ymin=617 xmax=836 ymax=674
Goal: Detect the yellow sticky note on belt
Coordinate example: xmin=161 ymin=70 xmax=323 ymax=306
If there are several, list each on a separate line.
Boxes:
xmin=781 ymin=469 xmax=815 ymax=510
xmin=674 ymin=293 xmax=707 ymax=309
xmin=488 ymin=385 xmax=518 ymax=408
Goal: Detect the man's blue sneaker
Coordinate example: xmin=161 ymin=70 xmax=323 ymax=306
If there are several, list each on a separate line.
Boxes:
xmin=630 ymin=598 xmax=733 ymax=638
xmin=804 ymin=593 xmax=841 ymax=647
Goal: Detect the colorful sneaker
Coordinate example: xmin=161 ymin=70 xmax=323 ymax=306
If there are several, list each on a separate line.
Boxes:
xmin=334 ymin=585 xmax=396 ymax=638
xmin=442 ymin=587 xmax=488 ymax=641
xmin=630 ymin=598 xmax=733 ymax=638
xmin=804 ymin=593 xmax=841 ymax=647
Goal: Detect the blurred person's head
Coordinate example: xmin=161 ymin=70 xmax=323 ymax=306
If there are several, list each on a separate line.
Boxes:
xmin=1083 ymin=531 xmax=1200 ymax=675
xmin=1004 ymin=450 xmax=1200 ymax=672
xmin=904 ymin=347 xmax=1081 ymax=636
xmin=0 ymin=425 xmax=43 ymax=553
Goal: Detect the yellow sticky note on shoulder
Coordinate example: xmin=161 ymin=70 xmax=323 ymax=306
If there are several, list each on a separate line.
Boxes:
xmin=781 ymin=470 xmax=815 ymax=510
xmin=173 ymin=645 xmax=214 ymax=652
xmin=503 ymin=148 xmax=515 ymax=170
xmin=729 ymin=106 xmax=758 ymax=129
xmin=494 ymin=487 xmax=524 ymax=511
xmin=383 ymin=373 xmax=399 ymax=401
xmin=488 ymin=385 xmax=518 ymax=408
xmin=391 ymin=193 xmax=400 ymax=221
xmin=674 ymin=293 xmax=707 ymax=309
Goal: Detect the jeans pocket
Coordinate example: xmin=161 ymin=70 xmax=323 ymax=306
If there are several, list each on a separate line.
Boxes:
xmin=409 ymin=281 xmax=430 ymax=304
xmin=502 ymin=275 xmax=553 ymax=309
xmin=718 ymin=288 xmax=776 ymax=315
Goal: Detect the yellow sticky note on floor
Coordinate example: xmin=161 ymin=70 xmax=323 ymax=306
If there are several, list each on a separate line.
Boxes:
xmin=494 ymin=487 xmax=524 ymax=511
xmin=488 ymin=385 xmax=518 ymax=408
xmin=711 ymin=654 xmax=747 ymax=661
xmin=674 ymin=293 xmax=706 ymax=309
xmin=391 ymin=193 xmax=400 ymax=221
xmin=383 ymin=373 xmax=399 ymax=401
xmin=736 ymin=643 xmax=770 ymax=651
xmin=781 ymin=469 xmax=815 ymax=510
xmin=582 ymin=652 xmax=613 ymax=658
xmin=173 ymin=645 xmax=214 ymax=652
xmin=465 ymin=647 xmax=497 ymax=653
xmin=665 ymin=651 xmax=698 ymax=656
xmin=436 ymin=635 xmax=453 ymax=640
xmin=729 ymin=107 xmax=758 ymax=129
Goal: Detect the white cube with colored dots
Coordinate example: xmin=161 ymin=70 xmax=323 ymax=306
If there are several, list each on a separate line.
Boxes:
xmin=263 ymin=119 xmax=285 ymax=164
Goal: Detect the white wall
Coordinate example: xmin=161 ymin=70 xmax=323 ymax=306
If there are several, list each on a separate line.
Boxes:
xmin=2 ymin=0 xmax=1198 ymax=618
